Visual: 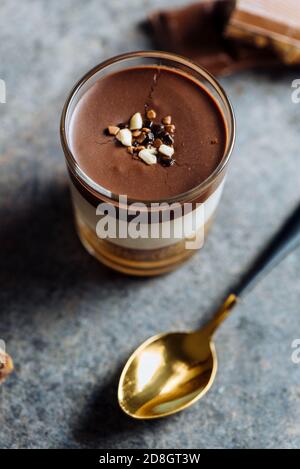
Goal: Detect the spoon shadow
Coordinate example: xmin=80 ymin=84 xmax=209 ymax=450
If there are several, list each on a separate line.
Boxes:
xmin=72 ymin=365 xmax=169 ymax=449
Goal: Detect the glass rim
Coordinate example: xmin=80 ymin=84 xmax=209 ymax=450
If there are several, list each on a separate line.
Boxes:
xmin=60 ymin=50 xmax=236 ymax=205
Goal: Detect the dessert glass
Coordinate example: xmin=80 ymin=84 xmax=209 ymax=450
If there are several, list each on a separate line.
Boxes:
xmin=60 ymin=51 xmax=235 ymax=276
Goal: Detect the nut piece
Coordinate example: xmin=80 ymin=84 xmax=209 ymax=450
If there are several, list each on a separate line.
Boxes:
xmin=127 ymin=146 xmax=134 ymax=154
xmin=138 ymin=149 xmax=157 ymax=165
xmin=137 ymin=132 xmax=147 ymax=144
xmin=146 ymin=109 xmax=157 ymax=120
xmin=165 ymin=124 xmax=175 ymax=134
xmin=153 ymin=138 xmax=163 ymax=148
xmin=147 ymin=146 xmax=158 ymax=155
xmin=135 ymin=145 xmax=146 ymax=152
xmin=162 ymin=115 xmax=172 ymax=125
xmin=116 ymin=128 xmax=132 ymax=147
xmin=130 ymin=112 xmax=143 ymax=130
xmin=107 ymin=125 xmax=120 ymax=136
xmin=132 ymin=130 xmax=141 ymax=137
xmin=0 ymin=350 xmax=14 ymax=385
xmin=159 ymin=144 xmax=174 ymax=158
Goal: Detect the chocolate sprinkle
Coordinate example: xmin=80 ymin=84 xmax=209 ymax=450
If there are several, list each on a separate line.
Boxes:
xmin=144 ymin=119 xmax=153 ymax=129
xmin=152 ymin=124 xmax=164 ymax=135
xmin=159 ymin=157 xmax=175 ymax=167
xmin=162 ymin=133 xmax=174 ymax=145
xmin=144 ymin=132 xmax=155 ymax=145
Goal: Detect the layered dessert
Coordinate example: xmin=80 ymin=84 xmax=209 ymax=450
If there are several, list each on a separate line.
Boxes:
xmin=70 ymin=66 xmax=226 ymax=200
xmin=61 ymin=53 xmax=234 ymax=275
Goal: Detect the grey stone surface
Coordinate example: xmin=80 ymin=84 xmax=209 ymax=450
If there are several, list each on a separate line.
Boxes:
xmin=0 ymin=0 xmax=300 ymax=449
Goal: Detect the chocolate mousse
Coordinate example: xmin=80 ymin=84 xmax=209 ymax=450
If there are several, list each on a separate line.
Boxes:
xmin=70 ymin=65 xmax=227 ymax=200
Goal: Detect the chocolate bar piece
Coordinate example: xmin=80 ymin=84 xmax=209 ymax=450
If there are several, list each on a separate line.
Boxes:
xmin=147 ymin=0 xmax=278 ymax=76
xmin=225 ymin=0 xmax=300 ymax=64
xmin=0 ymin=349 xmax=13 ymax=385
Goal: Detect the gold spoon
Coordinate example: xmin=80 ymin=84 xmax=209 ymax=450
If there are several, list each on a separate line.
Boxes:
xmin=118 ymin=204 xmax=300 ymax=419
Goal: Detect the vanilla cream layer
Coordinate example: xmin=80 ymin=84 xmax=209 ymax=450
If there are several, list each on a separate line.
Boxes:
xmin=70 ymin=179 xmax=225 ymax=250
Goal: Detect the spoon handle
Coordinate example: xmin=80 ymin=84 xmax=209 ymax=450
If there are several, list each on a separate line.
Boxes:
xmin=232 ymin=203 xmax=300 ymax=298
xmin=205 ymin=203 xmax=300 ymax=336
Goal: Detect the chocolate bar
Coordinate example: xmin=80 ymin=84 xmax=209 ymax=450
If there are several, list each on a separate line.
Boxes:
xmin=0 ymin=349 xmax=13 ymax=385
xmin=225 ymin=0 xmax=300 ymax=64
xmin=147 ymin=0 xmax=299 ymax=76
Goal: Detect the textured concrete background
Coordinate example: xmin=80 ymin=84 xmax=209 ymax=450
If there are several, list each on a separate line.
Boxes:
xmin=0 ymin=0 xmax=300 ymax=449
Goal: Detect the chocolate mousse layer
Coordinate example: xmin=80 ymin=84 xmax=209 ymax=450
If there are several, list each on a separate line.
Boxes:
xmin=70 ymin=66 xmax=227 ymax=200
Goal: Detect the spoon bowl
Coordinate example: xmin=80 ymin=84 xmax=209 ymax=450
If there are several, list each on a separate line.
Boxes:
xmin=118 ymin=330 xmax=218 ymax=419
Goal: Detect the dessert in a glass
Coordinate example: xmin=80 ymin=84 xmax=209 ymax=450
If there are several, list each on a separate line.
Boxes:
xmin=60 ymin=52 xmax=235 ymax=276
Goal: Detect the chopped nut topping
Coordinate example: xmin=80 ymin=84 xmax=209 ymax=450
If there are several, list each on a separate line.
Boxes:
xmin=138 ymin=149 xmax=157 ymax=165
xmin=136 ymin=132 xmax=147 ymax=144
xmin=153 ymin=138 xmax=163 ymax=148
xmin=107 ymin=125 xmax=120 ymax=136
xmin=162 ymin=115 xmax=172 ymax=125
xmin=162 ymin=133 xmax=174 ymax=145
xmin=104 ymin=108 xmax=176 ymax=167
xmin=116 ymin=128 xmax=132 ymax=147
xmin=165 ymin=124 xmax=175 ymax=134
xmin=147 ymin=146 xmax=158 ymax=155
xmin=144 ymin=119 xmax=153 ymax=129
xmin=145 ymin=132 xmax=155 ymax=145
xmin=146 ymin=109 xmax=157 ymax=120
xmin=136 ymin=145 xmax=146 ymax=152
xmin=159 ymin=144 xmax=174 ymax=158
xmin=160 ymin=158 xmax=176 ymax=167
xmin=117 ymin=123 xmax=127 ymax=129
xmin=129 ymin=112 xmax=143 ymax=130
xmin=152 ymin=124 xmax=164 ymax=135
